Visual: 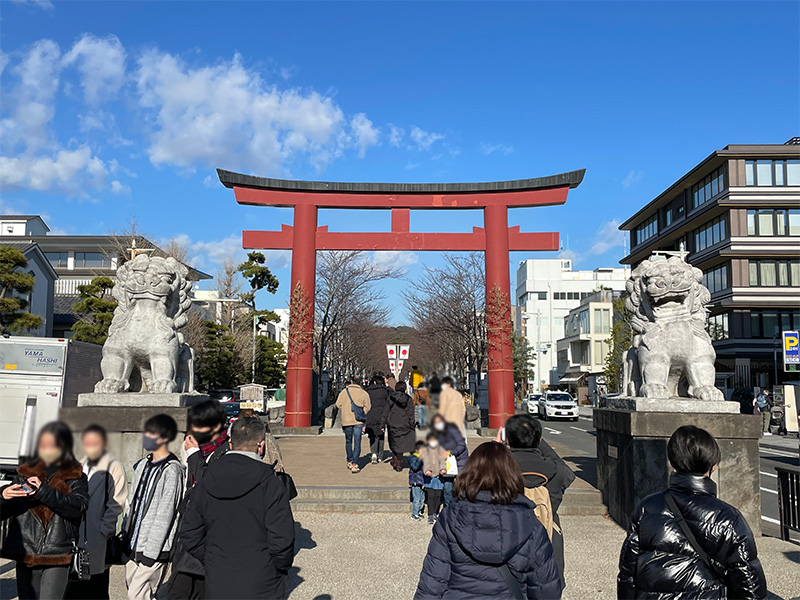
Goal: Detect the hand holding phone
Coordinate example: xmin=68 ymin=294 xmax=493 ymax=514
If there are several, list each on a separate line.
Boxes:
xmin=20 ymin=483 xmax=34 ymax=495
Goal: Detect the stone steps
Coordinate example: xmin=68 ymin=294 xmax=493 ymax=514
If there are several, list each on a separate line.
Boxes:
xmin=291 ymin=485 xmax=607 ymax=515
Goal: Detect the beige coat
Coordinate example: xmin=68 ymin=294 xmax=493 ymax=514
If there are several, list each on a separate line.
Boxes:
xmin=336 ymin=385 xmax=371 ymax=427
xmin=82 ymin=452 xmax=128 ymax=575
xmin=420 ymin=445 xmax=449 ymax=476
xmin=438 ymin=386 xmax=466 ymax=435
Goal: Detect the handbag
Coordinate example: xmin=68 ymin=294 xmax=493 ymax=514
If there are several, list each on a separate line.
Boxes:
xmin=275 ymin=470 xmax=298 ymax=500
xmin=445 ymin=455 xmax=458 ymax=476
xmin=346 ymin=387 xmax=367 ymax=423
xmin=69 ymin=520 xmax=91 ymax=581
xmin=102 ymin=470 xmax=125 ymax=565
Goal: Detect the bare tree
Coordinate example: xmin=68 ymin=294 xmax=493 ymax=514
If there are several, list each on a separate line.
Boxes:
xmin=405 ymin=253 xmax=487 ymax=385
xmin=314 ymin=251 xmax=403 ymax=387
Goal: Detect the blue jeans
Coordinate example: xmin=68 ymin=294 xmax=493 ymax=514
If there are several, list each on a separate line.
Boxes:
xmin=343 ymin=424 xmax=363 ymax=464
xmin=416 ymin=405 xmax=427 ymax=426
xmin=411 ymin=485 xmax=425 ymax=516
xmin=443 ymin=479 xmax=454 ymax=507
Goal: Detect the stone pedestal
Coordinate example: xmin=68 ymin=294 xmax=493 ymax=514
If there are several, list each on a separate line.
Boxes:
xmin=78 ymin=393 xmax=208 ymax=407
xmin=594 ymin=399 xmax=762 ymax=535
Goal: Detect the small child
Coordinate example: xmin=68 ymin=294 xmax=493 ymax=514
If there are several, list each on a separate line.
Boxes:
xmin=419 ymin=432 xmax=449 ymax=524
xmin=408 ymin=440 xmax=426 ymax=521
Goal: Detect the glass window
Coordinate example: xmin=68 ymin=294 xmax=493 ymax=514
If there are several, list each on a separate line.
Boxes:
xmin=774 ymin=161 xmax=785 ymax=186
xmin=44 ymin=252 xmax=68 ymax=267
xmin=537 ymin=292 xmax=547 ymax=300
xmin=745 ymin=161 xmax=755 ymax=185
xmin=749 ymin=261 xmax=758 ymax=286
xmin=792 ymin=262 xmax=800 ymax=286
xmin=757 ymin=210 xmax=774 ymax=236
xmin=747 ymin=210 xmax=756 ymax=235
xmin=756 ymin=161 xmax=773 ymax=186
xmin=778 ymin=262 xmax=789 ymax=286
xmin=750 ymin=313 xmax=761 ymax=338
xmin=579 ymin=310 xmax=589 ymax=334
xmin=759 ymin=261 xmax=776 ymax=286
xmin=75 ymin=252 xmax=110 ymax=268
xmin=776 ymin=210 xmax=787 ymax=235
xmin=762 ymin=312 xmax=779 ymax=337
xmin=787 ymin=160 xmax=800 ymax=186
xmin=789 ymin=209 xmax=800 ymax=236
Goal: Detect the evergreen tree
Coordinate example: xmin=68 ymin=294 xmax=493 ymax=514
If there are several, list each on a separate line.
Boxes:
xmin=0 ymin=246 xmax=43 ymax=335
xmin=71 ymin=276 xmax=117 ymax=344
xmin=604 ymin=294 xmax=633 ymax=393
xmin=254 ymin=337 xmax=287 ymax=388
xmin=512 ymin=335 xmax=536 ymax=397
xmin=195 ymin=320 xmax=237 ymax=391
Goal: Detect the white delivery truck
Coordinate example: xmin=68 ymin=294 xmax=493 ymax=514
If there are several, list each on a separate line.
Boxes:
xmin=0 ymin=337 xmax=102 ymax=475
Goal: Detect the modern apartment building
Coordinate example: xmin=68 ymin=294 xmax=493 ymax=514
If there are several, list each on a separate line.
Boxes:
xmin=555 ymin=289 xmax=621 ymax=403
xmin=515 ymin=258 xmax=629 ymax=391
xmin=0 ymin=215 xmax=211 ymax=337
xmin=619 ymin=139 xmax=800 ymax=392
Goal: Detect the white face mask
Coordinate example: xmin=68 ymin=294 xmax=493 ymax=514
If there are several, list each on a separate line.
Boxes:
xmin=434 ymin=422 xmax=445 ymax=432
xmin=428 ymin=440 xmax=439 ymax=448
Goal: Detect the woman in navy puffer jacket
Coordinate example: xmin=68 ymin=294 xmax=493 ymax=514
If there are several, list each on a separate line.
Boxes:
xmin=415 ymin=442 xmax=561 ymax=600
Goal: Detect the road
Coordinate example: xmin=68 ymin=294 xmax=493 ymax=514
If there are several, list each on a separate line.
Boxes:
xmin=536 ymin=411 xmax=799 ymax=538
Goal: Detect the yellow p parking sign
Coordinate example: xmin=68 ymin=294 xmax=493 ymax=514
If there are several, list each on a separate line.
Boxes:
xmin=784 ymin=331 xmax=800 ymax=366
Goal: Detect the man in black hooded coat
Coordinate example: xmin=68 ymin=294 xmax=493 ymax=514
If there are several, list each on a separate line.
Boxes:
xmin=179 ymin=417 xmax=295 ymax=600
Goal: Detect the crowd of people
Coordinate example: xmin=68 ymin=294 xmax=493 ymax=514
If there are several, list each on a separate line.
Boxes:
xmin=0 ymin=400 xmax=293 ymax=600
xmin=0 ymin=376 xmax=770 ymax=600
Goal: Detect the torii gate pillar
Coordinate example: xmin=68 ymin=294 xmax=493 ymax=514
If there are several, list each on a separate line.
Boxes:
xmin=219 ymin=168 xmax=584 ymax=430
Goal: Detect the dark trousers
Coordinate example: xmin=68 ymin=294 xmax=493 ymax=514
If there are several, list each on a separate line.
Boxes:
xmin=16 ymin=564 xmax=69 ymax=600
xmin=442 ymin=478 xmax=455 ymax=507
xmin=425 ymin=488 xmax=443 ymax=516
xmin=343 ymin=424 xmax=363 ymax=464
xmin=164 ymin=570 xmax=206 ymax=599
xmin=368 ymin=429 xmax=385 ymax=459
xmin=65 ymin=568 xmax=110 ymax=600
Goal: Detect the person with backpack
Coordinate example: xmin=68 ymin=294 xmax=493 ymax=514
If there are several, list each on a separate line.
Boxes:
xmin=502 ymin=414 xmax=574 ymax=587
xmin=618 ymin=425 xmax=766 ymax=599
xmin=755 ymin=390 xmax=773 ymax=435
xmin=415 ymin=441 xmax=561 ymax=599
xmin=335 ymin=376 xmax=371 ymax=473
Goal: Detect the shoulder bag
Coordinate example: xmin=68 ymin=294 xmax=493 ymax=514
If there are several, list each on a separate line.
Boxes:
xmin=496 ymin=563 xmax=525 ymax=600
xmin=664 ymin=491 xmax=719 ymax=576
xmin=70 ymin=508 xmax=91 ymax=581
xmin=346 ymin=387 xmax=367 ymax=423
xmin=103 ymin=470 xmax=125 ymax=565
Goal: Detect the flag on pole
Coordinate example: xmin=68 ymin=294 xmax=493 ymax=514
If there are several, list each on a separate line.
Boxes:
xmin=397 ymin=360 xmax=404 ymax=374
xmin=386 ymin=345 xmax=397 ymax=359
xmin=388 ymin=359 xmax=396 ymax=374
xmin=399 ymin=345 xmax=410 ymax=360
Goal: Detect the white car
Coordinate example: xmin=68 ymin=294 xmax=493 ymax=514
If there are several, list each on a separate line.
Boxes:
xmin=526 ymin=394 xmax=542 ymax=414
xmin=538 ymin=392 xmax=579 ymax=421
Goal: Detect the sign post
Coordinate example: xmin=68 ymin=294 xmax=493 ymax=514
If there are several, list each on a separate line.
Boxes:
xmin=386 ymin=345 xmax=410 ymax=377
xmin=783 ymin=331 xmax=799 ymax=372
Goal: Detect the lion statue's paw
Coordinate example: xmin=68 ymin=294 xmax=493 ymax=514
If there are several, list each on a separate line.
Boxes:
xmin=689 ymin=385 xmax=725 ymax=402
xmin=150 ymin=378 xmax=178 ymax=394
xmin=94 ymin=378 xmax=129 ymax=394
xmin=640 ymin=383 xmax=671 ymax=398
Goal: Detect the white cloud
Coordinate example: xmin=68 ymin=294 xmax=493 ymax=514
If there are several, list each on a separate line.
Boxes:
xmin=62 ymin=34 xmax=126 ymax=105
xmin=389 ymin=125 xmax=404 ymax=146
xmin=110 ymin=179 xmax=130 ymax=195
xmin=0 ymin=197 xmax=23 ymax=215
xmin=0 ymin=146 xmax=109 ymax=193
xmin=405 ymin=161 xmax=419 ymax=170
xmin=371 ymin=251 xmax=418 ymax=272
xmin=621 ymin=170 xmax=644 ymax=189
xmin=135 ymin=49 xmax=373 ymax=174
xmin=188 ymin=234 xmax=291 ymax=271
xmin=350 ymin=113 xmax=378 ymax=158
xmin=409 ymin=126 xmax=444 ymax=151
xmin=588 ymin=219 xmax=623 ymax=256
xmin=9 ymin=0 xmax=54 ymax=9
xmin=480 ymin=141 xmax=514 ymax=156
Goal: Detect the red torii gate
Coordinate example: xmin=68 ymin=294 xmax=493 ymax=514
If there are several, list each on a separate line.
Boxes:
xmin=218 ymin=168 xmax=584 ymax=429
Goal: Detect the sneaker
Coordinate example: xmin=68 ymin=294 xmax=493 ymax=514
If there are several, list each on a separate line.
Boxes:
xmin=411 ymin=514 xmax=423 ymax=521
xmin=428 ymin=514 xmax=437 ymax=525
xmin=371 ymin=454 xmax=378 ymax=464
xmin=764 ymin=432 xmax=772 ymax=436
xmin=351 ymin=463 xmax=361 ymax=473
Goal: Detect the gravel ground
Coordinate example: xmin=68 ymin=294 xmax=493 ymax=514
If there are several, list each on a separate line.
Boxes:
xmin=2 ymin=514 xmax=798 ymax=599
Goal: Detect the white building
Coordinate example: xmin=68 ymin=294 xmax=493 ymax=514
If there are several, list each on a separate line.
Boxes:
xmin=515 ymin=258 xmax=629 ymax=391
xmin=259 ymin=308 xmax=290 ymax=353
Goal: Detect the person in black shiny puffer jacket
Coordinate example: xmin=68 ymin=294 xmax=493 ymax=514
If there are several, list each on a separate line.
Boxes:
xmin=618 ymin=425 xmax=766 ymax=600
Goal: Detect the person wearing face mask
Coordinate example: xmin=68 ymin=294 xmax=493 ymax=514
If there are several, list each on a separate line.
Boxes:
xmin=121 ymin=414 xmax=185 ymax=600
xmin=419 ymin=433 xmax=449 ymax=525
xmin=179 ymin=416 xmax=295 ymax=600
xmin=1 ymin=421 xmax=89 ymax=600
xmin=429 ymin=414 xmax=469 ymax=509
xmin=64 ymin=425 xmax=128 ymax=600
xmin=164 ymin=400 xmax=229 ymax=599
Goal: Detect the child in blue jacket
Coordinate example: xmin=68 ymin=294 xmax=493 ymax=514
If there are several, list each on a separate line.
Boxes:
xmin=408 ymin=440 xmax=426 ymax=521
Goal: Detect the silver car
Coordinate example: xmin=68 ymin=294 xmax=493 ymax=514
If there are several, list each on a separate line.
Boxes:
xmin=538 ymin=392 xmax=579 ymax=421
xmin=526 ymin=394 xmax=542 ymax=414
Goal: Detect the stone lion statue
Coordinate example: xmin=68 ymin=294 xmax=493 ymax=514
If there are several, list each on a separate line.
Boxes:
xmin=94 ymin=254 xmax=194 ymax=394
xmin=622 ymin=254 xmax=723 ymax=402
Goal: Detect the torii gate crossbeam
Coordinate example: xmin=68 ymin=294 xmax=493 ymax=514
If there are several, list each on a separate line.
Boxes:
xmin=219 ymin=168 xmax=585 ymax=429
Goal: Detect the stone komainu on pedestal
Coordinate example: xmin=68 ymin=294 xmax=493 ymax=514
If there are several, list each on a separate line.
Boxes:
xmin=94 ymin=254 xmax=194 ymax=394
xmin=622 ymin=253 xmax=724 ymax=402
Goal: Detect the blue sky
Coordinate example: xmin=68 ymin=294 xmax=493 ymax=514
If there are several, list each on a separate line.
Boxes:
xmin=1 ymin=0 xmax=798 ymax=321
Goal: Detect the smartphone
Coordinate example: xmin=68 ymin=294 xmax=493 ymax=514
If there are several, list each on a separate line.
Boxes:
xmin=499 ymin=427 xmax=507 ymax=443
xmin=20 ymin=483 xmax=34 ymax=494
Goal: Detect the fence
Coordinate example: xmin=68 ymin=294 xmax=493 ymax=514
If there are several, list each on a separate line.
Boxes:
xmin=776 ymin=464 xmax=800 ymax=541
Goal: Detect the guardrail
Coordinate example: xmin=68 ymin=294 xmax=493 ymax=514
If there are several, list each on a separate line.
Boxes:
xmin=776 ymin=464 xmax=800 ymax=541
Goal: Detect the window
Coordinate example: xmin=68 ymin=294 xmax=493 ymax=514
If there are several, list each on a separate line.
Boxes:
xmin=707 ymin=313 xmax=729 ymax=340
xmin=750 ymin=310 xmax=800 ymax=337
xmin=553 ymin=291 xmax=566 ymax=300
xmin=748 ymin=259 xmax=800 ymax=286
xmin=537 ymin=292 xmax=547 ymax=300
xmin=635 ymin=214 xmax=658 ymax=245
xmin=691 ymin=166 xmax=725 ymax=209
xmin=702 ymin=263 xmax=729 ymax=294
xmin=579 ymin=310 xmax=589 ymax=334
xmin=44 ymin=252 xmax=68 ymax=268
xmin=74 ymin=252 xmax=110 ymax=268
xmin=745 ymin=159 xmax=799 ymax=186
xmin=579 ymin=342 xmax=589 ymax=365
xmin=692 ymin=216 xmax=726 ymax=253
xmin=746 ymin=209 xmax=800 ymax=236
xmin=593 ymin=340 xmax=608 ymax=365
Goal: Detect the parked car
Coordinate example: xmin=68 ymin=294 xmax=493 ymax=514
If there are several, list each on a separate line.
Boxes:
xmin=538 ymin=391 xmax=579 ymax=421
xmin=526 ymin=394 xmax=542 ymax=414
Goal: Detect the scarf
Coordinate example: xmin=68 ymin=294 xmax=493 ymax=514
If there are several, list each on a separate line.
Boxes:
xmin=200 ymin=431 xmax=229 ymax=458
